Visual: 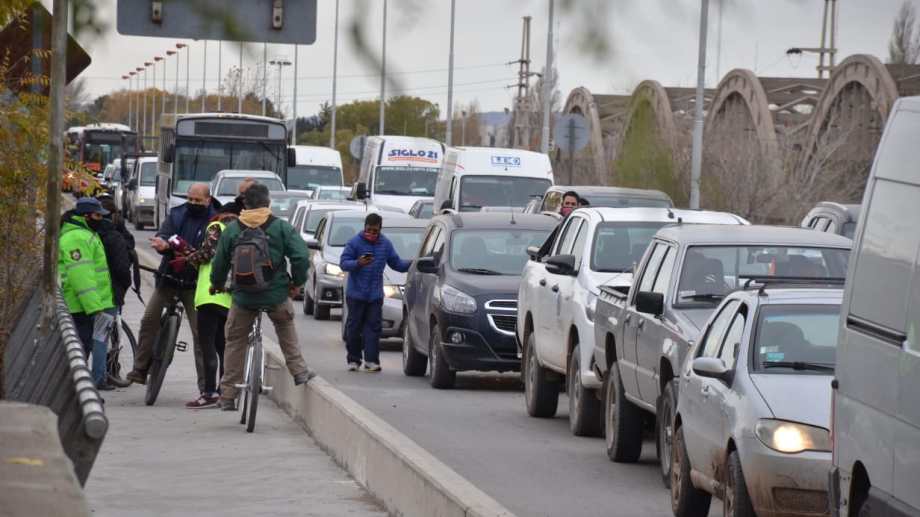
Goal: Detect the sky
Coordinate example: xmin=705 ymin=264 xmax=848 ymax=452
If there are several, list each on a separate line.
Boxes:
xmin=51 ymin=0 xmax=911 ymax=120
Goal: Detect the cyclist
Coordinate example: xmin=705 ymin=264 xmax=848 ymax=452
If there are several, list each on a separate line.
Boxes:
xmin=126 ymin=183 xmax=217 ymax=391
xmin=209 ymin=183 xmax=315 ymax=411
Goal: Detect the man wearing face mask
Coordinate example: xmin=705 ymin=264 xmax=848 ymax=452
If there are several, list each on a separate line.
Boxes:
xmin=218 ymin=176 xmax=255 ymax=216
xmin=535 ymin=191 xmax=582 ymax=260
xmin=126 ymin=183 xmax=217 ymax=393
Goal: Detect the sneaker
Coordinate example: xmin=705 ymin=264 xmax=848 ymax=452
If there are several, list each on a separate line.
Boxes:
xmin=107 ymin=374 xmax=132 ymax=388
xmin=96 ymin=383 xmax=116 ymax=391
xmin=364 ymin=362 xmax=381 ymax=373
xmin=219 ymin=398 xmax=237 ymax=411
xmin=125 ymin=370 xmax=147 ymax=385
xmin=293 ymin=369 xmax=317 ymax=385
xmin=347 ymin=362 xmax=360 ymax=372
xmin=186 ymin=393 xmax=219 ymax=409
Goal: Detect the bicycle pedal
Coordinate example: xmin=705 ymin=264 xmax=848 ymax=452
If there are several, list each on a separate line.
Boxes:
xmin=176 ymin=341 xmax=188 ymax=352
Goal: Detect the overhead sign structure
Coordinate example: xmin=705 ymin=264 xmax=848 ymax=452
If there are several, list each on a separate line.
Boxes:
xmin=553 ymin=113 xmax=590 ymax=154
xmin=116 ymin=0 xmax=317 ymax=45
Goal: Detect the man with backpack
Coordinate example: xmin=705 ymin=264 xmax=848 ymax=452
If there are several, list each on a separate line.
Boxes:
xmin=209 ymin=183 xmax=315 ymax=411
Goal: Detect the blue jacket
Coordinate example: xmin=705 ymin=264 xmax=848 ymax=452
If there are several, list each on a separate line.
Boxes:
xmin=340 ymin=233 xmax=412 ymax=301
xmin=155 ymin=202 xmax=218 ymax=288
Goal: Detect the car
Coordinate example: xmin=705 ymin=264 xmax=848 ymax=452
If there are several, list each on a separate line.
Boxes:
xmin=672 ymin=282 xmax=843 ymax=517
xmin=270 ymin=190 xmax=312 ymax=220
xmin=340 ymin=215 xmax=429 ymax=342
xmin=829 ymin=96 xmax=920 ymax=517
xmin=125 ymin=155 xmax=158 ymax=230
xmin=517 ymin=207 xmax=747 ymax=437
xmin=101 ymin=162 xmax=118 ymax=190
xmin=800 ymin=201 xmax=860 ymax=239
xmin=401 ymin=212 xmax=556 ymax=389
xmin=313 ymin=186 xmax=350 ymax=201
xmin=287 ymin=145 xmax=344 ymax=195
xmin=408 ymin=199 xmax=434 ymax=219
xmin=291 ymin=200 xmax=369 ymax=242
xmin=210 ymin=169 xmax=286 ymax=205
xmin=527 ymin=185 xmax=674 ymax=214
xmin=116 ymin=154 xmax=144 ymax=214
xmin=592 ymin=225 xmax=851 ymax=485
xmin=352 ymin=135 xmax=445 ymax=213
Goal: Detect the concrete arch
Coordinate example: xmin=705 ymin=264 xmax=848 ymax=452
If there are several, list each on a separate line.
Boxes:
xmin=621 ymin=80 xmax=678 ymax=151
xmin=706 ymin=69 xmax=780 ymax=164
xmin=560 ymin=86 xmax=607 ymax=184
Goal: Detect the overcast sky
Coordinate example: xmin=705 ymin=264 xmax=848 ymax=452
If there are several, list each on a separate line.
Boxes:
xmin=56 ymin=0 xmax=910 ymax=119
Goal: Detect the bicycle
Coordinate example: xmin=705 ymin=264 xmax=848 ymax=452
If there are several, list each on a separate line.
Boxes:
xmin=106 ymin=309 xmax=138 ymax=384
xmin=235 ymin=309 xmax=274 ymax=433
xmin=138 ymin=264 xmax=189 ymax=406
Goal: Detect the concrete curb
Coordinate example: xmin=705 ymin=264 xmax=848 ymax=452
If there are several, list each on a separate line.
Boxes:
xmin=262 ymin=340 xmax=516 ymax=517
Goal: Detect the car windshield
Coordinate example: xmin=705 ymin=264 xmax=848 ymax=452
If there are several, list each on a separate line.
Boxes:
xmin=385 ymin=228 xmax=425 ymax=258
xmin=304 ymin=208 xmax=336 ymax=233
xmin=218 ymin=177 xmax=284 ymax=196
xmin=582 ymin=194 xmax=672 ymax=208
xmin=288 ymin=165 xmax=342 ymax=191
xmin=677 ymin=246 xmax=850 ymax=305
xmin=173 ymin=140 xmax=285 ymax=194
xmin=591 ymin=222 xmax=668 ymax=272
xmin=140 ymin=162 xmax=157 ymax=186
xmin=459 ymin=175 xmax=552 ymax=211
xmin=373 ymin=166 xmax=439 ymax=196
xmin=317 ymin=188 xmax=348 ymax=200
xmin=328 ymin=218 xmax=363 ymax=246
xmin=450 ymin=229 xmax=552 ymax=276
xmin=753 ymin=304 xmax=841 ymax=373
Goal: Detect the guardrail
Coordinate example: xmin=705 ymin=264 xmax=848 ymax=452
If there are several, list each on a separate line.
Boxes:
xmin=3 ymin=287 xmax=108 ymax=486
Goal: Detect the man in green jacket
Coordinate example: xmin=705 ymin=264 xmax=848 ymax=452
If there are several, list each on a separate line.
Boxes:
xmin=60 ymin=197 xmax=115 ymax=389
xmin=210 ymin=183 xmax=315 ymax=411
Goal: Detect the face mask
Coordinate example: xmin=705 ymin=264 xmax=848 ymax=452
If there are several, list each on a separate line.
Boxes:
xmin=560 ymin=206 xmax=573 ymax=217
xmin=364 ymin=231 xmax=379 ymax=243
xmin=234 ymin=194 xmax=245 ymax=206
xmin=187 ymin=203 xmax=207 ymax=217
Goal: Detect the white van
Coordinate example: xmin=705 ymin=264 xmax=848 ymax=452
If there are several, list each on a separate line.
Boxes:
xmin=287 ymin=145 xmax=344 ymax=195
xmin=352 ymin=136 xmax=445 ymax=213
xmin=432 ymin=147 xmax=554 ymax=213
xmin=829 ymin=96 xmax=920 ymax=517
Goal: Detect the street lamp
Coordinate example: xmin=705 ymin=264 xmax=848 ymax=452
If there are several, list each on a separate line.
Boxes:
xmin=152 ymin=57 xmax=161 ymax=137
xmin=330 ymin=0 xmax=340 ymax=148
xmin=176 ymin=42 xmax=189 ymax=113
xmin=268 ymin=58 xmax=292 ymax=118
xmin=167 ymin=49 xmax=178 ymax=117
xmin=122 ymin=75 xmax=131 ymax=128
xmin=129 ymin=71 xmax=137 ymax=130
xmin=201 ymin=40 xmax=207 ymax=112
xmin=379 ymin=0 xmax=387 ymax=135
xmin=140 ymin=65 xmax=148 ymax=143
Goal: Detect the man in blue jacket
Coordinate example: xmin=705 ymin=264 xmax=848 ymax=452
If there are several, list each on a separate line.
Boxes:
xmin=340 ymin=213 xmax=413 ymax=372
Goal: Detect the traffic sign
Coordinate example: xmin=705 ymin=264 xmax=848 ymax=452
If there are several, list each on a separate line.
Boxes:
xmin=116 ymin=0 xmax=317 ymax=44
xmin=349 ymin=135 xmax=367 ymax=161
xmin=553 ymin=113 xmax=590 ymax=154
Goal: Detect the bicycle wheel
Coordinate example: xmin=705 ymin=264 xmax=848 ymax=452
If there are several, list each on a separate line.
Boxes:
xmin=122 ymin=319 xmax=138 ymax=357
xmin=145 ymin=314 xmax=180 ymax=406
xmin=246 ymin=337 xmax=262 ymax=433
xmin=108 ymin=320 xmax=138 ymax=379
xmin=239 ymin=344 xmax=252 ymax=425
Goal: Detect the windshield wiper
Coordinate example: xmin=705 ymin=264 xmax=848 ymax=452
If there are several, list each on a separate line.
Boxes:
xmin=679 ymin=293 xmax=725 ymax=302
xmin=375 ymin=189 xmax=409 ymax=195
xmin=457 ymin=267 xmax=503 ymax=276
xmin=762 ymin=361 xmax=834 ymax=372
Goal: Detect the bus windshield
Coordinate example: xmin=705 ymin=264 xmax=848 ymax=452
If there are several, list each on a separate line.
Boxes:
xmin=373 ymin=166 xmax=439 ymax=196
xmin=459 ymin=175 xmax=552 ymax=211
xmin=288 ymin=165 xmax=342 ymax=190
xmin=173 ymin=139 xmax=285 ymax=194
xmin=83 ymin=132 xmax=137 ymax=169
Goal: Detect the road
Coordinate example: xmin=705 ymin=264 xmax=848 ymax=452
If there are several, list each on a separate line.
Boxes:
xmin=131 ymin=226 xmax=720 ymax=517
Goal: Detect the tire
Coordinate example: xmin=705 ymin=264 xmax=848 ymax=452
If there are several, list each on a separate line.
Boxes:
xmin=121 ymin=319 xmax=138 ymax=357
xmin=145 ymin=314 xmax=179 ymax=406
xmin=671 ymin=425 xmax=712 ymax=517
xmin=524 ymin=333 xmax=559 ymax=418
xmin=402 ymin=320 xmax=427 ymax=377
xmin=134 ymin=218 xmax=144 ymax=230
xmin=303 ymin=291 xmax=314 ymax=315
xmin=604 ymin=365 xmax=643 ymax=463
xmin=724 ymin=450 xmax=756 ymax=517
xmin=246 ymin=339 xmax=262 ymax=433
xmin=314 ymin=285 xmax=330 ymax=320
xmin=340 ymin=302 xmax=348 ymax=342
xmin=567 ymin=344 xmax=602 ymax=437
xmin=107 ymin=319 xmax=137 ymax=379
xmin=239 ymin=345 xmax=252 ymax=425
xmin=428 ymin=323 xmax=455 ymax=389
xmin=658 ymin=380 xmax=678 ymax=488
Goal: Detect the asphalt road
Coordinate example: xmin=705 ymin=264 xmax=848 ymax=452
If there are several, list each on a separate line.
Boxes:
xmin=131 ymin=226 xmax=720 ymax=517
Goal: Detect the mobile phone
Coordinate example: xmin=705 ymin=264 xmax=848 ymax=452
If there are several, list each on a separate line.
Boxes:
xmin=361 ymin=253 xmax=374 ymax=259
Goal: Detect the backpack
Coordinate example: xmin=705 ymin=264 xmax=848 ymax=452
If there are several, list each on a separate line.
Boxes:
xmin=231 ymin=217 xmax=277 ymax=292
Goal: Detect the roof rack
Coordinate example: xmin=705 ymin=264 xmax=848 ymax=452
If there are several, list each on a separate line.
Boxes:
xmin=742 ymin=276 xmax=846 ymax=295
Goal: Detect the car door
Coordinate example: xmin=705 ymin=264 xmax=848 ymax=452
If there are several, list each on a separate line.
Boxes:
xmin=307 ymin=217 xmax=328 ymax=297
xmin=536 ymin=216 xmax=582 ymax=369
xmin=629 ymin=243 xmax=669 ymax=401
xmin=553 ymin=217 xmax=590 ymax=369
xmin=620 ymin=242 xmax=666 ymax=397
xmin=421 ymin=228 xmax=447 ymax=352
xmin=635 ymin=243 xmax=677 ymax=402
xmin=406 ymin=225 xmax=439 ymax=343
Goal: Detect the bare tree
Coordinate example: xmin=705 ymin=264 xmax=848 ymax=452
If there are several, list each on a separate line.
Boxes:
xmin=888 ymin=1 xmax=920 ymax=64
xmin=528 ymin=65 xmax=561 ymax=150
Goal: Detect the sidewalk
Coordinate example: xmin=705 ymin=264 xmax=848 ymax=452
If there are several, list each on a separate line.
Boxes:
xmin=84 ymin=273 xmax=388 ymax=517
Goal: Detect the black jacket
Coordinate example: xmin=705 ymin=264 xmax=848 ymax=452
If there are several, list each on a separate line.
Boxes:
xmin=154 ymin=201 xmax=218 ymax=288
xmin=95 ymin=218 xmax=132 ymax=306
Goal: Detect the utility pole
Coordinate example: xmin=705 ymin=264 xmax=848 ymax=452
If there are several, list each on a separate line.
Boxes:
xmin=238 ymin=41 xmax=243 ymax=114
xmin=269 ymin=58 xmax=292 ymax=118
xmin=124 ymin=75 xmax=132 ymax=127
xmin=540 ymin=0 xmax=554 ymax=154
xmin=292 ymin=44 xmax=298 ymax=145
xmin=168 ymin=48 xmax=178 ymax=117
xmin=446 ymin=0 xmax=456 ymax=146
xmin=262 ymin=43 xmax=268 ymax=116
xmin=786 ymin=0 xmax=838 ymax=78
xmin=201 ymin=41 xmax=207 ymax=112
xmin=689 ymin=0 xmax=710 ymax=210
xmin=184 ymin=43 xmax=190 ymax=113
xmin=461 ymin=110 xmax=467 ymax=146
xmin=379 ymin=0 xmax=388 ymax=136
xmin=330 ymin=0 xmax=340 ymax=148
xmin=509 ymin=16 xmax=534 ymax=149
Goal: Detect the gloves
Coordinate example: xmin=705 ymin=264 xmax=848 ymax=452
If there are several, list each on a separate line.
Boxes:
xmin=169 ymin=256 xmax=188 ymax=273
xmin=168 ymin=235 xmax=190 ymax=255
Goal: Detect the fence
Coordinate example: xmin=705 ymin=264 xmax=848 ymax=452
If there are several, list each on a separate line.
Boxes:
xmin=3 ymin=288 xmax=108 ymax=486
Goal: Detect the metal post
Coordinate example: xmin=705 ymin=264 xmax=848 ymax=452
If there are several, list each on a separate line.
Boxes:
xmin=330 ymin=0 xmax=340 ymax=148
xmin=185 ymin=45 xmax=190 ymax=113
xmin=142 ymin=66 xmax=148 ymax=143
xmin=379 ymin=0 xmax=387 ymax=136
xmin=262 ymin=42 xmax=268 ymax=116
xmin=201 ymin=40 xmax=207 ymax=112
xmin=689 ymin=0 xmax=710 ymax=210
xmin=818 ymin=0 xmax=829 ymax=79
xmin=568 ymin=118 xmax=575 ymax=184
xmin=276 ymin=61 xmax=283 ymax=117
xmin=238 ymin=41 xmax=243 ymax=114
xmin=173 ymin=50 xmax=179 ymax=117
xmin=217 ymin=40 xmax=222 ymax=111
xmin=161 ymin=57 xmax=166 ymax=116
xmin=292 ymin=44 xmax=298 ymax=145
xmin=829 ymin=0 xmax=838 ymax=70
xmin=461 ymin=110 xmax=467 ymax=146
xmin=43 ymin=0 xmax=69 ymax=308
xmin=151 ymin=61 xmax=157 ymax=137
xmin=125 ymin=76 xmax=132 ymax=127
xmin=541 ymin=0 xmax=554 ymax=154
xmin=446 ymin=0 xmax=456 ymax=146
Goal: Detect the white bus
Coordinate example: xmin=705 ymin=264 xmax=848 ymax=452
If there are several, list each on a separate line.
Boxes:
xmin=352 ymin=136 xmax=445 ymax=213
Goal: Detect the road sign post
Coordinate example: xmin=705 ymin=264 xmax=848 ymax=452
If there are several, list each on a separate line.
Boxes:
xmin=553 ymin=113 xmax=589 ymax=185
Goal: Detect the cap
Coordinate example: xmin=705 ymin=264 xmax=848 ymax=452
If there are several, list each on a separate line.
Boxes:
xmin=75 ymin=197 xmax=110 ymax=216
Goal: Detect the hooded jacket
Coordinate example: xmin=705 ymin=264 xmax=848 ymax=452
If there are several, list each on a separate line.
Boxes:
xmin=340 ymin=232 xmax=412 ymax=301
xmin=59 ymin=212 xmax=114 ymax=315
xmin=94 ymin=217 xmax=132 ymax=306
xmin=155 ymin=201 xmax=218 ymax=288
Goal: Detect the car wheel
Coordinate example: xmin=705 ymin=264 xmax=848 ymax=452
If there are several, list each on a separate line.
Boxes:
xmin=604 ymin=365 xmax=643 ymax=463
xmin=340 ymin=301 xmax=348 ymax=341
xmin=724 ymin=450 xmax=755 ymax=517
xmin=567 ymin=344 xmax=602 ymax=436
xmin=658 ymin=380 xmax=678 ymax=488
xmin=303 ymin=291 xmax=314 ymax=315
xmin=134 ymin=218 xmax=144 ymax=230
xmin=670 ymin=424 xmax=712 ymax=517
xmin=428 ymin=322 xmax=455 ymax=389
xmin=314 ymin=285 xmax=330 ymax=320
xmin=402 ymin=320 xmax=427 ymax=377
xmin=524 ymin=333 xmax=559 ymax=418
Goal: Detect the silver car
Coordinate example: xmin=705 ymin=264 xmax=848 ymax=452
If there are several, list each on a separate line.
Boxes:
xmin=304 ymin=210 xmax=371 ymax=320
xmin=671 ymin=284 xmax=844 ymax=517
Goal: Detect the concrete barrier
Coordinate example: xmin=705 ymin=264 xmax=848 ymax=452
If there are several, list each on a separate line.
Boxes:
xmin=262 ymin=340 xmax=516 ymax=517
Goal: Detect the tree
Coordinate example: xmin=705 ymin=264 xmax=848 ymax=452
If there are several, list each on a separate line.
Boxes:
xmin=528 ymin=65 xmax=562 ymax=150
xmin=888 ymin=1 xmax=920 ymax=64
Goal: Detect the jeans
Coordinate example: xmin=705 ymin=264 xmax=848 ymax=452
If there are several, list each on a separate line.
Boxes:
xmin=345 ymin=298 xmax=383 ymax=365
xmin=72 ymin=311 xmax=111 ymax=387
xmin=134 ymin=285 xmax=205 ymax=392
xmin=196 ymin=304 xmax=227 ymax=395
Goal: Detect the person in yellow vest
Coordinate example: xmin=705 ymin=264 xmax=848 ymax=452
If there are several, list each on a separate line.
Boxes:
xmin=178 ymin=208 xmax=238 ymax=408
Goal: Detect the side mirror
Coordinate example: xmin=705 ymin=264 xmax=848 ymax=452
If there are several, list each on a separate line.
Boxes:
xmin=416 ymin=256 xmax=438 ymax=274
xmin=306 ymin=238 xmax=321 ymax=251
xmin=287 ymin=147 xmax=297 ymax=167
xmin=440 ymin=200 xmax=452 ymax=212
xmin=544 ymin=254 xmax=576 ymax=276
xmin=635 ymin=291 xmax=664 ymax=317
xmin=127 ymin=178 xmax=138 ymax=191
xmin=692 ymin=357 xmax=733 ymax=384
xmin=164 ymin=144 xmax=175 ymax=163
xmin=526 ymin=245 xmax=541 ymax=261
xmin=355 ymin=182 xmax=368 ymax=200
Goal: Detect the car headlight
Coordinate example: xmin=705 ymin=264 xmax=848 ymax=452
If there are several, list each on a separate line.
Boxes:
xmin=585 ymin=292 xmax=598 ymax=322
xmin=325 ymin=263 xmax=344 ymax=277
xmin=383 ymin=284 xmax=402 ymax=299
xmin=755 ymin=419 xmax=830 ymax=453
xmin=137 ymin=196 xmax=146 ymax=203
xmin=436 ymin=284 xmax=477 ymax=314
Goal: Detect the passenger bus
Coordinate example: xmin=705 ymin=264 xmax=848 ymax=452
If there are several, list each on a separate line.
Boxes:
xmin=156 ymin=113 xmax=293 ymax=228
xmin=65 ymin=123 xmax=139 ymax=173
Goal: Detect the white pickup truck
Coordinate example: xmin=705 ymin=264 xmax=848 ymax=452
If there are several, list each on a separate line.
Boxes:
xmin=516 ymin=207 xmax=746 ymax=436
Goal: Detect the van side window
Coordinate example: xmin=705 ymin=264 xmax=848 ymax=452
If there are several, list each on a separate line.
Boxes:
xmin=873 ymin=109 xmax=920 ymax=184
xmin=849 ymin=179 xmax=920 ymax=336
xmin=638 ymin=244 xmax=668 ymax=294
xmin=431 ymin=228 xmax=447 ymax=259
xmin=700 ymin=300 xmax=740 ymax=358
xmin=553 ymin=217 xmax=581 ymax=256
xmin=652 ymin=246 xmax=676 ymax=295
xmin=719 ymin=306 xmax=747 ymax=369
xmin=419 ymin=226 xmax=441 ymax=257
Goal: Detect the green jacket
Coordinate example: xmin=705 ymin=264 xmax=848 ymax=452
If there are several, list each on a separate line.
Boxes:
xmin=210 ymin=215 xmax=309 ymax=309
xmin=59 ymin=213 xmax=114 ymax=315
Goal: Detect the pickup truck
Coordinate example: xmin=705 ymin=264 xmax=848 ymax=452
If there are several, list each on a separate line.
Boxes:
xmin=517 ymin=207 xmax=745 ymax=437
xmin=592 ymin=225 xmax=852 ymax=486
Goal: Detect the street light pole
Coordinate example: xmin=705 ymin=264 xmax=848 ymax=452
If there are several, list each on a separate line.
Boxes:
xmin=262 ymin=42 xmax=268 ymax=116
xmin=142 ymin=64 xmax=150 ymax=143
xmin=123 ymin=75 xmax=132 ymax=127
xmin=689 ymin=0 xmax=710 ymax=210
xmin=461 ymin=110 xmax=467 ymax=146
xmin=201 ymin=40 xmax=207 ymax=112
xmin=185 ymin=44 xmax=190 ymax=113
xmin=446 ymin=0 xmax=456 ymax=146
xmin=160 ymin=55 xmax=167 ymax=116
xmin=238 ymin=41 xmax=243 ymax=114
xmin=292 ymin=44 xmax=299 ymax=145
xmin=540 ymin=0 xmax=554 ymax=154
xmin=330 ymin=0 xmax=340 ymax=148
xmin=217 ymin=40 xmax=222 ymax=111
xmin=379 ymin=0 xmax=387 ymax=136
xmin=168 ymin=49 xmax=178 ymax=118
xmin=152 ymin=57 xmax=159 ymax=137
xmin=269 ymin=58 xmax=292 ymax=118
